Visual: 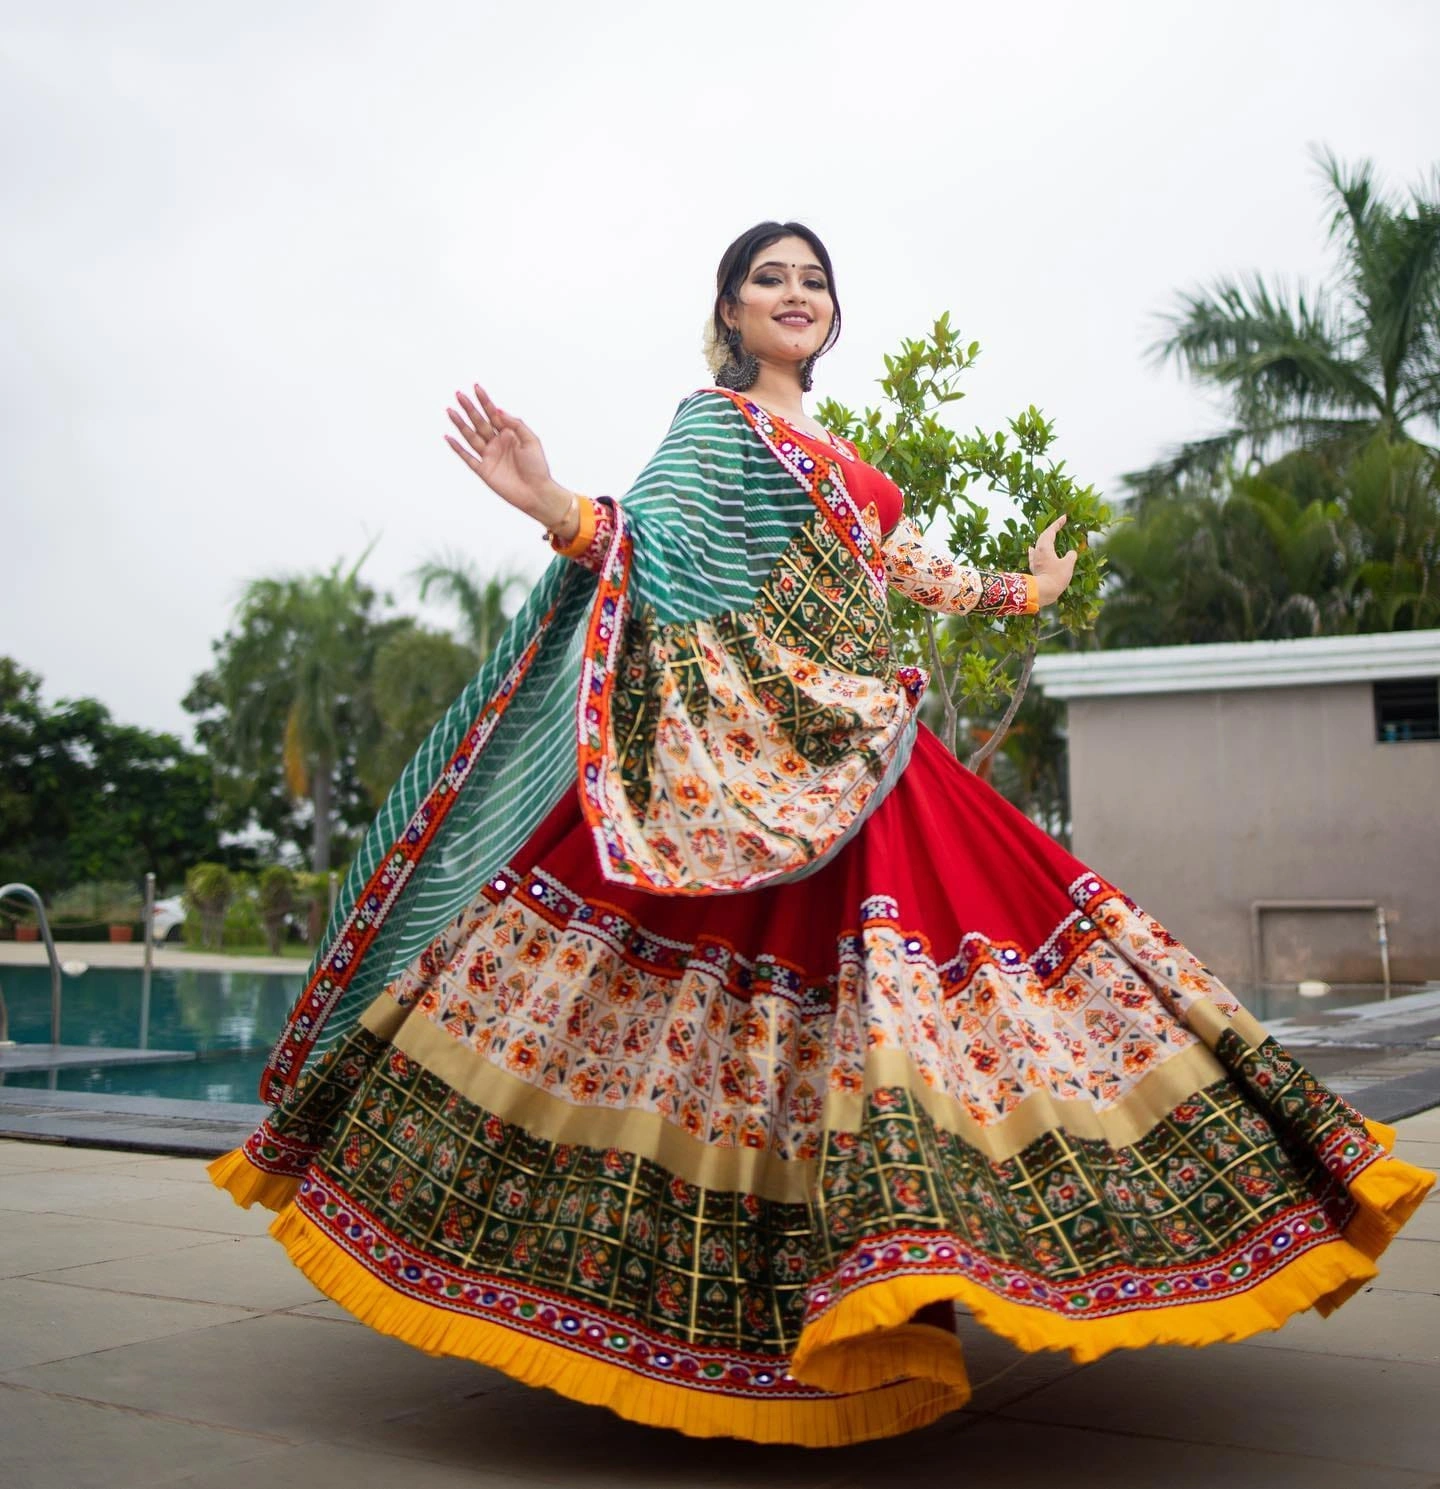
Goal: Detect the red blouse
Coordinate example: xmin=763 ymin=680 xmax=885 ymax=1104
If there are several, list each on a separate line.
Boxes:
xmin=790 ymin=429 xmax=904 ymax=536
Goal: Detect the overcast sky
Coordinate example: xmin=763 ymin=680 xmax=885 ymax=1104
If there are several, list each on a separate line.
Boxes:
xmin=3 ymin=0 xmax=1435 ymax=738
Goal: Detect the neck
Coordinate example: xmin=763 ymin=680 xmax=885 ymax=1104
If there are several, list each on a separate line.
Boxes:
xmin=744 ymin=357 xmax=807 ymax=423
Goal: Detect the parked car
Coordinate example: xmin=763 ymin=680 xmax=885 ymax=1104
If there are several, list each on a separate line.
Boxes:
xmin=149 ymin=895 xmax=186 ymax=943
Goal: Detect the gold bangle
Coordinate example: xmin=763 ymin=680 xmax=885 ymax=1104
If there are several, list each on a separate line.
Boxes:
xmin=542 ymin=491 xmax=580 ymax=542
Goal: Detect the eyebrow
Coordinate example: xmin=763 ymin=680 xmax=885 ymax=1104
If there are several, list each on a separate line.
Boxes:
xmin=752 ymin=260 xmax=827 ymax=275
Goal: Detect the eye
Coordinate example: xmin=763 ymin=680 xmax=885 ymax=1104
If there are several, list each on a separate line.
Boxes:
xmin=806 ymin=279 xmax=829 ymax=292
xmin=754 ymin=274 xmax=781 ymax=286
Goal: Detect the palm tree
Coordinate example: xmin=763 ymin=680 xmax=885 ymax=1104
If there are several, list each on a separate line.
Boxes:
xmin=1098 ymin=474 xmax=1348 ymax=647
xmin=413 ymin=555 xmax=526 ymax=662
xmin=359 ymin=625 xmax=478 ymax=801
xmin=216 ymin=556 xmax=381 ymax=873
xmin=1336 ymin=436 xmax=1440 ymax=630
xmin=1132 ymin=150 xmax=1440 ymax=494
xmin=1101 ymin=434 xmax=1440 ymax=646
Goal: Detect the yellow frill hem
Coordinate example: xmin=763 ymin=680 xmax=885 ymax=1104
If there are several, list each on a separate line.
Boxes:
xmin=796 ymin=1133 xmax=1434 ymax=1377
xmin=207 ymin=1147 xmax=301 ymax=1213
xmin=268 ymin=1203 xmax=965 ymax=1445
xmin=206 ymin=1136 xmax=1435 ymax=1445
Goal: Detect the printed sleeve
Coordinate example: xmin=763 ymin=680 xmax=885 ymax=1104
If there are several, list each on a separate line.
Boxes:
xmin=881 ymin=516 xmax=1038 ymax=616
xmin=548 ymin=497 xmax=615 ymax=572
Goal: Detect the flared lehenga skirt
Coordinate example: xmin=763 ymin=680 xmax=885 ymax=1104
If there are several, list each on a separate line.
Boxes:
xmin=211 ymin=724 xmax=1433 ymax=1446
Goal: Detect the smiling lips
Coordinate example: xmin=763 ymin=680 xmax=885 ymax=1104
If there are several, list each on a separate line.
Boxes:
xmin=775 ymin=314 xmax=812 ymax=326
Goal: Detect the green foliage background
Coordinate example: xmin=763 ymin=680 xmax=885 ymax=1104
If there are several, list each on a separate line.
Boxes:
xmin=819 ymin=314 xmax=1110 ymax=768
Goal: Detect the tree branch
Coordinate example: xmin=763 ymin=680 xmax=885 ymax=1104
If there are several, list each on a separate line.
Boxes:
xmin=967 ymin=641 xmax=1038 ymax=772
xmin=923 ymin=611 xmax=960 ymax=754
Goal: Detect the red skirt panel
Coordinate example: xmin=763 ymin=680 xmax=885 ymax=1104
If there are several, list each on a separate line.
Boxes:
xmin=523 ymin=721 xmax=1086 ymax=979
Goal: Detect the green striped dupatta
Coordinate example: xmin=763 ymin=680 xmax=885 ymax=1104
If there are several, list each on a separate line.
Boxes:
xmin=261 ymin=390 xmax=923 ymax=1103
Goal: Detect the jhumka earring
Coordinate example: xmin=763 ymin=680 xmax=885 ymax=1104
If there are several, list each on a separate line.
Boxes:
xmin=799 ymin=353 xmax=819 ymax=392
xmin=715 ymin=328 xmax=760 ymax=391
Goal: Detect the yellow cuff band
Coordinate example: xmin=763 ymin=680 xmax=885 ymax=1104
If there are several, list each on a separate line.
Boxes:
xmin=549 ymin=496 xmax=597 ymax=559
xmin=1023 ymin=574 xmax=1040 ymax=614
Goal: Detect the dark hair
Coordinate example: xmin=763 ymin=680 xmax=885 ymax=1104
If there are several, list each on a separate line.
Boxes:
xmin=711 ymin=221 xmax=841 ymax=360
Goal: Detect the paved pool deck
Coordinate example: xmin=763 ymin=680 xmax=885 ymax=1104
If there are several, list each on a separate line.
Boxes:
xmin=0 ymin=940 xmax=301 ymax=975
xmin=0 ymin=1118 xmax=1437 ymax=1489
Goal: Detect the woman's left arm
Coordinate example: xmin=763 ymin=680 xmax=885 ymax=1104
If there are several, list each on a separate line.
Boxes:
xmin=881 ymin=514 xmax=1076 ymax=615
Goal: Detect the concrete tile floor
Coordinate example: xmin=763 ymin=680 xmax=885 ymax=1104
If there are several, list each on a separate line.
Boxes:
xmin=0 ymin=1125 xmax=1436 ymax=1489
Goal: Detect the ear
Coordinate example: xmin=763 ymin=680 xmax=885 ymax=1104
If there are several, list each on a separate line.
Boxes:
xmin=719 ymin=295 xmax=738 ymax=332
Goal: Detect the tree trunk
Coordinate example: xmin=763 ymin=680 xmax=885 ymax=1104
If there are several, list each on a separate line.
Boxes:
xmin=201 ymin=908 xmax=225 ymax=951
xmin=311 ymin=757 xmax=333 ymax=875
xmin=967 ymin=643 xmax=1038 ymax=773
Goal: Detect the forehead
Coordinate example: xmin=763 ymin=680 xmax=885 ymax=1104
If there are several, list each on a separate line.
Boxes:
xmin=748 ymin=235 xmax=824 ymax=272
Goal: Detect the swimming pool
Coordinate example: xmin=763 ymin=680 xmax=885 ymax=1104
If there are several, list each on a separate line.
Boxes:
xmin=0 ymin=965 xmax=299 ymax=1104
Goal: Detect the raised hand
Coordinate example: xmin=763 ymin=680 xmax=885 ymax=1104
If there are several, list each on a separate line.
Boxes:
xmin=445 ymin=385 xmax=571 ymax=528
xmin=1027 ymin=515 xmax=1079 ymax=607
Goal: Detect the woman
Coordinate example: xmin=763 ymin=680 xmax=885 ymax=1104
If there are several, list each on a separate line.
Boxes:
xmin=212 ymin=221 xmax=1433 ymax=1447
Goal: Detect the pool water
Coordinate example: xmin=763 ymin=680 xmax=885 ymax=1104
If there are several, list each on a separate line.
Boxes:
xmin=0 ymin=965 xmax=300 ymax=1104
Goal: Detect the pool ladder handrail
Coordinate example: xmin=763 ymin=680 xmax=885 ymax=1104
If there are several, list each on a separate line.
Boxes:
xmin=0 ymin=883 xmax=63 ymax=1046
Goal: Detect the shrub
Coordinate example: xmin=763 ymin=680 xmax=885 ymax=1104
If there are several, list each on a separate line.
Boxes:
xmin=258 ymin=866 xmax=296 ymax=955
xmin=293 ymin=871 xmax=335 ymax=946
xmin=50 ymin=880 xmax=140 ymax=928
xmin=186 ymin=863 xmax=234 ymax=950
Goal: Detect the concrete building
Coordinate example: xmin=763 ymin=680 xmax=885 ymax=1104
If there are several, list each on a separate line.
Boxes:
xmin=1032 ymin=630 xmax=1440 ymax=995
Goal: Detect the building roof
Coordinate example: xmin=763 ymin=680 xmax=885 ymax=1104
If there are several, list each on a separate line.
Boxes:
xmin=1031 ymin=629 xmax=1440 ymax=700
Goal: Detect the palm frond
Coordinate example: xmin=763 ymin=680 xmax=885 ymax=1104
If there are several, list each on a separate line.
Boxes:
xmin=1311 ymin=146 xmax=1382 ymax=259
xmin=1120 ymin=431 xmax=1247 ymax=504
xmin=1153 ymin=272 xmax=1377 ymax=424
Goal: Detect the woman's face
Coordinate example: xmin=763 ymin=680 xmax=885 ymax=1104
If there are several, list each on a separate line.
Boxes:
xmin=722 ymin=235 xmax=834 ymax=366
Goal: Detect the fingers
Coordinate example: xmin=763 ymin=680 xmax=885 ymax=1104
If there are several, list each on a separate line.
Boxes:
xmin=479 ymin=387 xmax=536 ymax=447
xmin=472 ymin=384 xmax=507 ymax=432
xmin=1030 ymin=513 xmax=1071 ymax=564
xmin=453 ymin=390 xmax=494 ymax=447
xmin=1028 ymin=514 xmax=1081 ymax=604
xmin=448 ymin=385 xmax=535 ymax=463
xmin=444 ymin=434 xmax=486 ymax=478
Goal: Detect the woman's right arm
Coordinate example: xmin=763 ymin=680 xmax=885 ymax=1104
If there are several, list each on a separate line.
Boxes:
xmin=547 ymin=498 xmax=614 ymax=572
xmin=444 ymin=384 xmax=587 ymax=548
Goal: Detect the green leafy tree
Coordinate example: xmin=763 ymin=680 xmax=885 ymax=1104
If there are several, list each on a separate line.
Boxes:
xmin=0 ymin=660 xmax=56 ymax=892
xmin=0 ymin=658 xmax=220 ymax=899
xmin=185 ymin=555 xmax=407 ymax=873
xmin=818 ymin=315 xmax=1110 ymax=765
xmin=1336 ymin=435 xmax=1440 ymax=629
xmin=1099 ymin=472 xmax=1348 ymax=646
xmin=1101 ymin=435 xmax=1439 ymax=646
xmin=1135 ymin=150 xmax=1440 ymax=492
xmin=360 ymin=626 xmax=478 ymax=801
xmin=980 ymin=685 xmax=1072 ymax=841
